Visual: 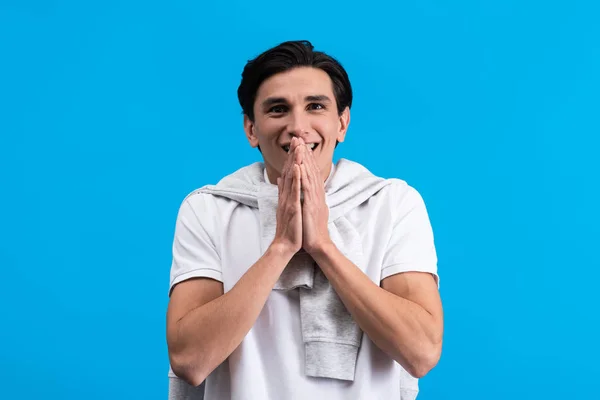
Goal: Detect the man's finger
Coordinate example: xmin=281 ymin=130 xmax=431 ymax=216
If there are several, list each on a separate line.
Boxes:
xmin=282 ymin=138 xmax=295 ymax=175
xmin=289 ymin=136 xmax=301 ymax=155
xmin=282 ymin=159 xmax=295 ymax=201
xmin=294 ymin=146 xmax=302 ymax=166
xmin=293 ymin=164 xmax=302 ymax=205
xmin=295 ymin=140 xmax=307 ymax=165
xmin=308 ymin=147 xmax=321 ymax=185
xmin=300 ymin=163 xmax=310 ymax=201
xmin=305 ymin=150 xmax=323 ymax=203
xmin=293 ymin=136 xmax=305 ymax=150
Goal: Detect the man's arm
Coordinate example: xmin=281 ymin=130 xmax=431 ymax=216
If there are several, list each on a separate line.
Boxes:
xmin=167 ymin=243 xmax=294 ymax=386
xmin=167 ymin=138 xmax=306 ymax=387
xmin=299 ymin=146 xmax=442 ymax=378
xmin=310 ymin=244 xmax=443 ymax=378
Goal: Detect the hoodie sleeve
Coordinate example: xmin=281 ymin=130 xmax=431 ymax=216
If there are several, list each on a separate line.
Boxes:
xmin=169 ymin=192 xmax=222 ymax=296
xmin=380 ymin=184 xmax=439 ymax=287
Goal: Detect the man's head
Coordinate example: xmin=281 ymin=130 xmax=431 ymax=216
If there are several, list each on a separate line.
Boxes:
xmin=237 ymin=40 xmax=352 ymax=182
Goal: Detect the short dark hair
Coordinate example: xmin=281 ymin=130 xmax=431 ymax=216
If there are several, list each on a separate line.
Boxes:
xmin=237 ymin=40 xmax=353 ymax=121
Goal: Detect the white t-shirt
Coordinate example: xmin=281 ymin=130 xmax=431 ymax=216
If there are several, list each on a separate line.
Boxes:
xmin=168 ymin=163 xmax=439 ymax=400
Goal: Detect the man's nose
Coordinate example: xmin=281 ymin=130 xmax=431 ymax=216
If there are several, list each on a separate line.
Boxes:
xmin=288 ymin=113 xmax=310 ymax=139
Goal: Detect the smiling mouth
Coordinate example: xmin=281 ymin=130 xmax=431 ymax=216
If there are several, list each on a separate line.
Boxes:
xmin=282 ymin=143 xmax=318 ymax=153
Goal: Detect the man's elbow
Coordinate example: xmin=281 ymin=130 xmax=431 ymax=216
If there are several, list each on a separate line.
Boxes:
xmin=404 ymin=342 xmax=442 ymax=379
xmin=169 ymin=352 xmax=207 ymax=387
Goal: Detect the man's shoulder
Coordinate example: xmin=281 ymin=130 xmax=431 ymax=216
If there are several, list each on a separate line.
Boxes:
xmin=386 ymin=178 xmax=422 ymax=201
xmin=179 ymin=161 xmax=265 ymax=205
xmin=336 ymin=158 xmax=414 ymax=194
xmin=383 ymin=179 xmax=429 ymax=213
xmin=363 ymin=177 xmax=429 ymax=224
xmin=179 ymin=187 xmax=239 ymax=214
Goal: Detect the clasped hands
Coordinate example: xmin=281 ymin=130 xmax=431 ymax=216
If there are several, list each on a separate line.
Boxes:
xmin=273 ymin=137 xmax=332 ymax=256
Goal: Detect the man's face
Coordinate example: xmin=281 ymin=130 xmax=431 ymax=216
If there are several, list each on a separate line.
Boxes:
xmin=244 ymin=67 xmax=350 ymax=183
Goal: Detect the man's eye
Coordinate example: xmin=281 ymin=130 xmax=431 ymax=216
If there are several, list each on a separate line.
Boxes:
xmin=269 ymin=105 xmax=287 ymax=113
xmin=308 ymin=103 xmax=325 ymax=111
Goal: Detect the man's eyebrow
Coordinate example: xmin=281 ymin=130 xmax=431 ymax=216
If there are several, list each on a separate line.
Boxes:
xmin=261 ymin=95 xmax=332 ymax=108
xmin=262 ymin=97 xmax=288 ymax=108
xmin=305 ymin=95 xmax=332 ymax=103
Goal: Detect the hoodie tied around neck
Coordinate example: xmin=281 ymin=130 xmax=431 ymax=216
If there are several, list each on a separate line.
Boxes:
xmin=197 ymin=158 xmax=393 ymax=381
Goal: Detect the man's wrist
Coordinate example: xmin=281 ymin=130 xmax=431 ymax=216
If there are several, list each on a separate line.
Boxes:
xmin=267 ymin=241 xmax=297 ymax=262
xmin=306 ymin=239 xmax=337 ymax=259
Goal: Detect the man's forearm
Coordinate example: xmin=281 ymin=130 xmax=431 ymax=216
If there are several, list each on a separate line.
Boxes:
xmin=173 ymin=244 xmax=293 ymax=385
xmin=310 ymin=242 xmax=442 ymax=378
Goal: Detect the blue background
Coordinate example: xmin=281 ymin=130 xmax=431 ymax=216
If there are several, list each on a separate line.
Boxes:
xmin=1 ymin=1 xmax=599 ymax=399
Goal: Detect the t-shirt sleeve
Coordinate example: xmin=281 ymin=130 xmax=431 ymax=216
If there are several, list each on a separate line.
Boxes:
xmin=381 ymin=184 xmax=439 ymax=287
xmin=169 ymin=193 xmax=222 ymax=296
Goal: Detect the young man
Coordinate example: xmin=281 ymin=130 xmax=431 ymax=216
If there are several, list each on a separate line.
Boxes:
xmin=166 ymin=40 xmax=443 ymax=400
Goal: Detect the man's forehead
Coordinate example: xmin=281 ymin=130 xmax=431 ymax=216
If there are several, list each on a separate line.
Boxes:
xmin=256 ymin=67 xmax=334 ymax=100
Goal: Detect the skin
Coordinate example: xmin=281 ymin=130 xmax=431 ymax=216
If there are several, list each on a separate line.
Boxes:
xmin=243 ymin=66 xmax=349 ymax=185
xmin=167 ymin=67 xmax=443 ymax=386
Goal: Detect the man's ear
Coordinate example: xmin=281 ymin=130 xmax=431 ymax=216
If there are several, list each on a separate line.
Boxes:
xmin=244 ymin=114 xmax=260 ymax=148
xmin=336 ymin=106 xmax=350 ymax=143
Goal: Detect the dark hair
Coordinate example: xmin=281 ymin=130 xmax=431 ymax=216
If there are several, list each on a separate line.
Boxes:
xmin=237 ymin=40 xmax=353 ymax=121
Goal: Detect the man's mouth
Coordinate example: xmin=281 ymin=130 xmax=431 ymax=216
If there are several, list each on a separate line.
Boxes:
xmin=282 ymin=143 xmax=318 ymax=153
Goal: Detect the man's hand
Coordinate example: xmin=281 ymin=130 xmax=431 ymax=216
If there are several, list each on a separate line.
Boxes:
xmin=272 ymin=137 xmax=304 ymax=256
xmin=299 ymin=143 xmax=332 ymax=255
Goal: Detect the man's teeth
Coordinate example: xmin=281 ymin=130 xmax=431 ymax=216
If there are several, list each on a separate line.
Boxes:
xmin=282 ymin=143 xmax=317 ymax=153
